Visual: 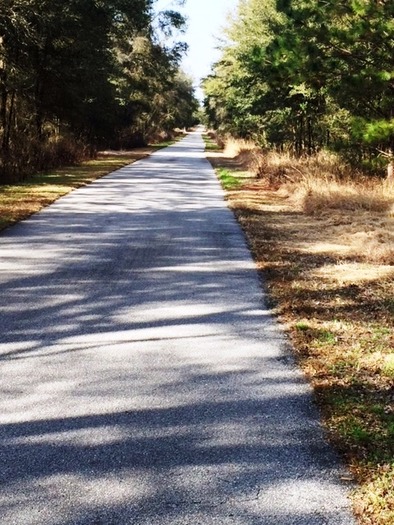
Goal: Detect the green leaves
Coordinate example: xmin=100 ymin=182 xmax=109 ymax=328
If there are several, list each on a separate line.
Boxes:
xmin=353 ymin=118 xmax=394 ymax=145
xmin=204 ymin=0 xmax=394 ymax=171
xmin=0 ymin=0 xmax=198 ymax=181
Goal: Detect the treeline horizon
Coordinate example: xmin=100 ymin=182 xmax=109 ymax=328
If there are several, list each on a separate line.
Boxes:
xmin=203 ymin=0 xmax=394 ymax=176
xmin=0 ymin=0 xmax=199 ymax=183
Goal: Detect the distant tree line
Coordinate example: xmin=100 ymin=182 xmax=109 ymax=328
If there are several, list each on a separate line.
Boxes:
xmin=0 ymin=0 xmax=199 ymax=182
xmin=203 ymin=0 xmax=394 ymax=175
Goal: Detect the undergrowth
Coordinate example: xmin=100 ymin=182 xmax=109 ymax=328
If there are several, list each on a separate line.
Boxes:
xmin=212 ymin=137 xmax=394 ymax=265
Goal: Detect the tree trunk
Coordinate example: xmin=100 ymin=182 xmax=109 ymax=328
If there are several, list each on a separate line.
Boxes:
xmin=387 ymin=159 xmax=393 ymax=183
xmin=0 ymin=50 xmax=8 ymax=151
xmin=307 ymin=116 xmax=313 ymax=155
xmin=387 ymin=143 xmax=393 ymax=183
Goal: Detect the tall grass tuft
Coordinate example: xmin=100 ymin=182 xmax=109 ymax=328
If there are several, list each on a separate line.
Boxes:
xmin=222 ymin=137 xmax=394 ymax=265
xmin=223 ymin=137 xmax=257 ymax=157
xmin=293 ymin=174 xmax=394 ymax=214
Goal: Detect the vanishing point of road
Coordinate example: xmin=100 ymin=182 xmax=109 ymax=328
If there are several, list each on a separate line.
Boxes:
xmin=0 ymin=131 xmax=356 ymax=524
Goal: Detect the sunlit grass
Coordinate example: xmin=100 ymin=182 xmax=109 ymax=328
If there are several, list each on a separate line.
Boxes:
xmin=0 ymin=147 xmax=159 ymax=231
xmin=217 ymin=168 xmax=242 ymax=190
xmin=202 ymin=134 xmax=222 ymax=152
xmin=223 ymin=137 xmax=257 ymax=157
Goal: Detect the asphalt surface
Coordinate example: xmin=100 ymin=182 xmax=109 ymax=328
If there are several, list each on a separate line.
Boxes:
xmin=0 ymin=131 xmax=356 ymax=524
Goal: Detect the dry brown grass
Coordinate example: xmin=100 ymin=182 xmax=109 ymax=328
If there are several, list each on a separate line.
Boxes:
xmin=207 ymin=137 xmax=394 ymax=525
xmin=216 ymin=139 xmax=394 ymax=266
xmin=294 ymin=176 xmax=394 ymax=214
xmin=0 ymin=147 xmax=157 ymax=231
xmin=223 ymin=136 xmax=257 ymax=156
xmin=284 ymin=167 xmax=394 ymax=267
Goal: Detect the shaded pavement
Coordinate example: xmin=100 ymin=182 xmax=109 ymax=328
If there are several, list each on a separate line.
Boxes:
xmin=0 ymin=131 xmax=356 ymax=524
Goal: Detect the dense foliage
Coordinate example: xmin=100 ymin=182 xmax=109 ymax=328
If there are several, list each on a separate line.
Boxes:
xmin=0 ymin=0 xmax=198 ymax=182
xmin=203 ymin=0 xmax=394 ymax=173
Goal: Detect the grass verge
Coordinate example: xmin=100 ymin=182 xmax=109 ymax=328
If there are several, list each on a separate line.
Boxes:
xmin=217 ymin=167 xmax=243 ymax=190
xmin=0 ymin=145 xmax=165 ymax=232
xmin=202 ymin=133 xmax=223 ymax=152
xmin=207 ymin=139 xmax=394 ymax=525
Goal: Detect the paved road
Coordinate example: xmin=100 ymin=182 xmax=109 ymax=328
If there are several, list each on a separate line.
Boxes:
xmin=0 ymin=131 xmax=356 ymax=524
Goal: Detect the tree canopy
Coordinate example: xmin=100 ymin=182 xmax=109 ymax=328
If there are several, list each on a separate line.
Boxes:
xmin=0 ymin=0 xmax=199 ymax=182
xmin=203 ymin=0 xmax=394 ymax=173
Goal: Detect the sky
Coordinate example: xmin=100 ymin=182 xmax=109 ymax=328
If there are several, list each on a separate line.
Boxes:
xmin=155 ymin=0 xmax=239 ymax=100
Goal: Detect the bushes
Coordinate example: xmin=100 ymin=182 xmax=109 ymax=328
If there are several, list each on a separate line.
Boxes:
xmin=0 ymin=137 xmax=88 ymax=184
